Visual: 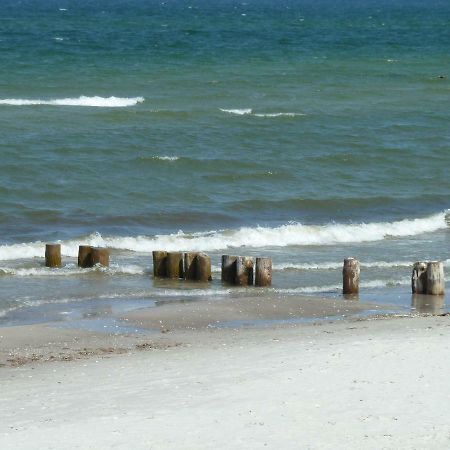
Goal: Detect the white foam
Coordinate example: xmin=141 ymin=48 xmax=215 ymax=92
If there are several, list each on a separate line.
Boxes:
xmin=0 ymin=96 xmax=144 ymax=107
xmin=0 ymin=241 xmax=46 ymax=260
xmin=153 ymin=156 xmax=179 ymax=161
xmin=220 ymin=108 xmax=252 ymax=115
xmin=253 ymin=112 xmax=306 ymax=117
xmin=220 ymin=108 xmax=305 ymax=117
xmin=274 ymin=284 xmax=341 ymax=294
xmin=0 ymin=264 xmax=146 ymax=277
xmin=0 ymin=211 xmax=447 ymax=260
xmin=275 ymin=277 xmax=411 ymax=294
xmin=274 ymin=261 xmax=415 ymax=271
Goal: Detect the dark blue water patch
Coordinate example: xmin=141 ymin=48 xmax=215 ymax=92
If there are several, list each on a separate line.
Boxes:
xmin=1 ymin=0 xmax=449 ymax=89
xmin=0 ymin=209 xmax=239 ymax=244
xmin=226 ymin=196 xmax=450 ymax=225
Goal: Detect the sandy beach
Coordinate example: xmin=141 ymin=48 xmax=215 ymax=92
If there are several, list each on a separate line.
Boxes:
xmin=1 ymin=294 xmax=449 ymax=449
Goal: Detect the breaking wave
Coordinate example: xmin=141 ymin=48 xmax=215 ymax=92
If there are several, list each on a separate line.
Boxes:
xmin=152 ymin=155 xmax=180 ymax=161
xmin=0 ymin=264 xmax=146 ymax=277
xmin=220 ymin=108 xmax=305 ymax=117
xmin=0 ymin=96 xmax=145 ymax=107
xmin=220 ymin=108 xmax=252 ymax=115
xmin=0 ymin=211 xmax=447 ymax=260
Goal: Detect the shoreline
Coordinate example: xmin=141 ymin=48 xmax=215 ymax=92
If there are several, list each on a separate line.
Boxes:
xmin=0 ymin=292 xmax=419 ymax=368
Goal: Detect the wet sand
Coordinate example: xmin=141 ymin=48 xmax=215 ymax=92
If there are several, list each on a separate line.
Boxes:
xmin=0 ymin=294 xmax=389 ymax=367
xmin=121 ymin=293 xmax=384 ymax=331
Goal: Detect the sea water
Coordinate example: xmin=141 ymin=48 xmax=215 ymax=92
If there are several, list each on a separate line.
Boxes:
xmin=1 ymin=0 xmax=449 ymax=321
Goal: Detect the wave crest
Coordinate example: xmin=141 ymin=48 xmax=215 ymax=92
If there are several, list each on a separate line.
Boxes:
xmin=220 ymin=108 xmax=305 ymax=117
xmin=0 ymin=211 xmax=447 ymax=260
xmin=0 ymin=264 xmax=146 ymax=277
xmin=0 ymin=96 xmax=144 ymax=107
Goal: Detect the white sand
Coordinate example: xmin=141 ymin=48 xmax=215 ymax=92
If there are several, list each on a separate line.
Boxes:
xmin=1 ymin=315 xmax=450 ymax=449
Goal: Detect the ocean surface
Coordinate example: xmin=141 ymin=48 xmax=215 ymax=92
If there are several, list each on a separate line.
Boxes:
xmin=1 ymin=0 xmax=449 ymax=324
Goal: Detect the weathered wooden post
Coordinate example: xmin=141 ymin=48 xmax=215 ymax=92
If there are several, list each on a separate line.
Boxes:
xmin=343 ymin=258 xmax=360 ymax=295
xmin=152 ymin=251 xmax=167 ymax=278
xmin=184 ymin=252 xmax=199 ymax=280
xmin=91 ymin=247 xmax=109 ymax=267
xmin=221 ymin=255 xmax=237 ymax=284
xmin=197 ymin=252 xmax=212 ymax=282
xmin=412 ymin=262 xmax=427 ymax=294
xmin=255 ymin=257 xmax=272 ymax=287
xmin=166 ymin=252 xmax=184 ymax=279
xmin=78 ymin=245 xmax=93 ymax=268
xmin=45 ymin=244 xmax=62 ymax=268
xmin=236 ymin=256 xmax=254 ymax=286
xmin=426 ymin=261 xmax=445 ymax=295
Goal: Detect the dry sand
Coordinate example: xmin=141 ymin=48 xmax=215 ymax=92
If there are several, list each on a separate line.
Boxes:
xmin=1 ymin=301 xmax=450 ymax=449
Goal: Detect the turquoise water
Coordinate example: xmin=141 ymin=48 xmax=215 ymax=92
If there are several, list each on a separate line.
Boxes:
xmin=0 ymin=0 xmax=449 ymax=320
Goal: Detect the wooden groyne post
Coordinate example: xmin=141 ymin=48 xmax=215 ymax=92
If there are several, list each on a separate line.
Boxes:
xmin=78 ymin=245 xmax=93 ymax=268
xmin=235 ymin=256 xmax=254 ymax=286
xmin=412 ymin=262 xmax=427 ymax=294
xmin=221 ymin=255 xmax=237 ymax=284
xmin=185 ymin=252 xmax=212 ymax=282
xmin=91 ymin=247 xmax=109 ymax=267
xmin=166 ymin=252 xmax=184 ymax=279
xmin=184 ymin=252 xmax=199 ymax=280
xmin=152 ymin=251 xmax=168 ymax=278
xmin=255 ymin=257 xmax=272 ymax=287
xmin=426 ymin=261 xmax=445 ymax=295
xmin=197 ymin=252 xmax=212 ymax=282
xmin=343 ymin=258 xmax=360 ymax=295
xmin=45 ymin=244 xmax=61 ymax=268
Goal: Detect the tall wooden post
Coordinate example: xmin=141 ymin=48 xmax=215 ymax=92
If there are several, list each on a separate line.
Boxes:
xmin=343 ymin=258 xmax=360 ymax=295
xmin=45 ymin=244 xmax=61 ymax=268
xmin=91 ymin=247 xmax=109 ymax=267
xmin=184 ymin=252 xmax=199 ymax=280
xmin=426 ymin=261 xmax=445 ymax=295
xmin=152 ymin=251 xmax=167 ymax=278
xmin=411 ymin=262 xmax=427 ymax=294
xmin=255 ymin=257 xmax=272 ymax=287
xmin=78 ymin=245 xmax=93 ymax=268
xmin=221 ymin=255 xmax=237 ymax=284
xmin=197 ymin=252 xmax=212 ymax=282
xmin=167 ymin=252 xmax=184 ymax=279
xmin=236 ymin=256 xmax=254 ymax=286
